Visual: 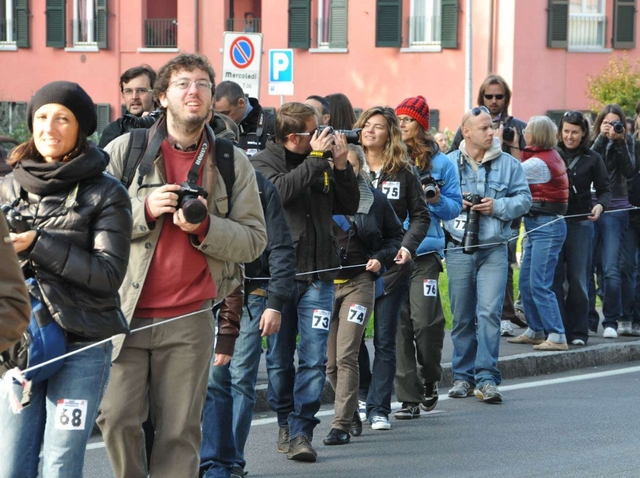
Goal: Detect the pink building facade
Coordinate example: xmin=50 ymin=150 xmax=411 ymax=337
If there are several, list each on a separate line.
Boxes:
xmin=0 ymin=0 xmax=637 ymax=135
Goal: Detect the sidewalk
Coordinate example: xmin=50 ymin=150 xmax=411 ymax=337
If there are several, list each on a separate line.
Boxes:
xmin=252 ymin=325 xmax=640 ymax=412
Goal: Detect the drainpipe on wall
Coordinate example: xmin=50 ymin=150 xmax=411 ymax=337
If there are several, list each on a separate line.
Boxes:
xmin=464 ymin=0 xmax=473 ymax=110
xmin=488 ymin=0 xmax=494 ymax=74
xmin=194 ymin=0 xmax=199 ymax=52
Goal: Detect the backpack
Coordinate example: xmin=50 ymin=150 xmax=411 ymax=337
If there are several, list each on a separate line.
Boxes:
xmin=120 ymin=128 xmax=236 ymax=209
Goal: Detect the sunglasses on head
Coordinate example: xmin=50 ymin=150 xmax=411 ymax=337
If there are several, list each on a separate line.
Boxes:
xmin=563 ymin=110 xmax=585 ymax=120
xmin=484 ymin=94 xmax=505 ymax=100
xmin=462 ymin=106 xmax=490 ymax=126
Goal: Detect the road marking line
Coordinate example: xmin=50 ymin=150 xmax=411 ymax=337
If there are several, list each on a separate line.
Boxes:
xmin=86 ymin=365 xmax=640 ymax=451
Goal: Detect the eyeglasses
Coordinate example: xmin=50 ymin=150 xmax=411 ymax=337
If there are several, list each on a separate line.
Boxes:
xmin=169 ymin=78 xmax=213 ymax=91
xmin=294 ymin=128 xmax=317 ymax=137
xmin=123 ymin=88 xmax=150 ymax=97
xmin=484 ymin=94 xmax=505 ymax=100
xmin=397 ymin=117 xmax=416 ymax=125
xmin=462 ymin=106 xmax=490 ymax=126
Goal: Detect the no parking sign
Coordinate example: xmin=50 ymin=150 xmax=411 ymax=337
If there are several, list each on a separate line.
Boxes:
xmin=222 ymin=32 xmax=263 ymax=99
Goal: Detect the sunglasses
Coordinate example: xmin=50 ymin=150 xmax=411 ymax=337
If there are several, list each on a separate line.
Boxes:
xmin=462 ymin=106 xmax=490 ymax=126
xmin=484 ymin=94 xmax=505 ymax=100
xmin=563 ymin=110 xmax=585 ymax=119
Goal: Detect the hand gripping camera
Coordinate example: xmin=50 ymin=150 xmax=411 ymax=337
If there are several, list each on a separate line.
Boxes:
xmin=176 ymin=182 xmax=209 ymax=224
xmin=610 ymin=120 xmax=625 ymax=135
xmin=462 ymin=194 xmax=482 ymax=254
xmin=420 ymin=174 xmax=446 ymax=199
xmin=317 ymin=125 xmax=362 ymax=145
xmin=1 ymin=204 xmax=31 ymax=234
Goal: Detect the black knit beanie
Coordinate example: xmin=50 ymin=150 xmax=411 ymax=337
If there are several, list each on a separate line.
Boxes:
xmin=27 ymin=81 xmax=97 ymax=136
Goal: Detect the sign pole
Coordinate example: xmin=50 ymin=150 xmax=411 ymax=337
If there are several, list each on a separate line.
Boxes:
xmin=280 ymin=95 xmax=285 ymax=107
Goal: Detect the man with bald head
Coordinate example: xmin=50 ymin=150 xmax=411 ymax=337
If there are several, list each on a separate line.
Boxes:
xmin=443 ymin=107 xmax=531 ymax=404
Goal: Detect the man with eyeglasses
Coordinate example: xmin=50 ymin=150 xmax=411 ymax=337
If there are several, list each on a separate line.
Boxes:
xmin=99 ymin=65 xmax=159 ymax=148
xmin=97 ymin=53 xmax=267 ymax=478
xmin=251 ymin=102 xmax=360 ymax=462
xmin=444 ymin=107 xmax=531 ymax=404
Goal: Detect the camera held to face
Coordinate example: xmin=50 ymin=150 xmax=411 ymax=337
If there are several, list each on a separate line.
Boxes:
xmin=1 ymin=204 xmax=31 ymax=234
xmin=420 ymin=174 xmax=446 ymax=199
xmin=317 ymin=125 xmax=363 ymax=145
xmin=462 ymin=194 xmax=482 ymax=255
xmin=610 ymin=120 xmax=625 ymax=135
xmin=502 ymin=126 xmax=515 ymax=143
xmin=176 ymin=182 xmax=209 ymax=224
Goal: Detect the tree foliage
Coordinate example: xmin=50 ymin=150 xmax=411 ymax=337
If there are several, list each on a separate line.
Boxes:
xmin=586 ymin=55 xmax=640 ymax=118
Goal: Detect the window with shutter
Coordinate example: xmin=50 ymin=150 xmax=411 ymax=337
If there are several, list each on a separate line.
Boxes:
xmin=568 ymin=0 xmax=606 ymax=49
xmin=15 ymin=0 xmax=29 ymax=47
xmin=408 ymin=0 xmax=442 ymax=47
xmin=97 ymin=0 xmax=108 ymax=49
xmin=46 ymin=0 xmax=66 ymax=48
xmin=96 ymin=104 xmax=111 ymax=136
xmin=376 ymin=0 xmax=402 ymax=47
xmin=316 ymin=0 xmax=348 ymax=49
xmin=289 ymin=0 xmax=311 ymax=49
xmin=547 ymin=0 xmax=569 ymax=48
xmin=72 ymin=0 xmax=100 ymax=47
xmin=613 ymin=0 xmax=636 ymax=49
xmin=440 ymin=0 xmax=458 ymax=48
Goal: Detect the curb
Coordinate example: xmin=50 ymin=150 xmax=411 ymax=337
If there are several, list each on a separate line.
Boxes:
xmin=252 ymin=340 xmax=640 ymax=413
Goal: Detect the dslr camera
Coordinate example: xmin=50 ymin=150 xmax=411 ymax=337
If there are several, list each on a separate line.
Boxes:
xmin=0 ymin=204 xmax=31 ymax=234
xmin=610 ymin=120 xmax=625 ymax=135
xmin=502 ymin=127 xmax=515 ymax=143
xmin=176 ymin=182 xmax=209 ymax=224
xmin=122 ymin=110 xmax=162 ymax=131
xmin=462 ymin=194 xmax=482 ymax=254
xmin=420 ymin=174 xmax=446 ymax=199
xmin=317 ymin=125 xmax=362 ymax=145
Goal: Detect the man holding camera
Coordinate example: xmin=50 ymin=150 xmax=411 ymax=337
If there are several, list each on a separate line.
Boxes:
xmin=98 ymin=65 xmax=159 ymax=148
xmin=444 ymin=107 xmax=531 ymax=404
xmin=97 ymin=53 xmax=267 ymax=478
xmin=251 ymin=102 xmax=360 ymax=462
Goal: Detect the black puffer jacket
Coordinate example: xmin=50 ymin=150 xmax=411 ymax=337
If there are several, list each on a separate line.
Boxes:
xmin=0 ymin=145 xmax=133 ymax=341
xmin=591 ymin=133 xmax=637 ymax=198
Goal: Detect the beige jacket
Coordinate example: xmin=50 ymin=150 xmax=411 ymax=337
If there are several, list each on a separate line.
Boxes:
xmin=0 ymin=210 xmax=30 ymax=353
xmin=105 ymin=128 xmax=267 ymax=359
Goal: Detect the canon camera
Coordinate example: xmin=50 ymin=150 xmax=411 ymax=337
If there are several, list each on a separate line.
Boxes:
xmin=176 ymin=182 xmax=209 ymax=224
xmin=317 ymin=125 xmax=362 ymax=145
xmin=420 ymin=174 xmax=446 ymax=199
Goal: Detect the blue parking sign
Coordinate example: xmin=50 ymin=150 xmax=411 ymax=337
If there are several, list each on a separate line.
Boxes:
xmin=269 ymin=50 xmax=293 ymax=82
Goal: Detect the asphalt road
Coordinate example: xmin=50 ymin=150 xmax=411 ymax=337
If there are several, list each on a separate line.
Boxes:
xmin=82 ymin=362 xmax=640 ymax=478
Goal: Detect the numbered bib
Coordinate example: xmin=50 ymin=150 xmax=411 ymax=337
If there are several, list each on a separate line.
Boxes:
xmin=381 ymin=181 xmax=401 ymax=200
xmin=312 ymin=309 xmax=331 ymax=331
xmin=347 ymin=304 xmax=368 ymax=325
xmin=423 ymin=279 xmax=438 ymax=297
xmin=452 ymin=213 xmax=467 ymax=234
xmin=55 ymin=399 xmax=87 ymax=430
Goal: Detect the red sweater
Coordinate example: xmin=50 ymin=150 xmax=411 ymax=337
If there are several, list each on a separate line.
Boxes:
xmin=135 ymin=141 xmax=216 ymax=318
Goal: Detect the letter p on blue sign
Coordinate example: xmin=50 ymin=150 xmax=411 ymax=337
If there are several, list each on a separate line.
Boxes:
xmin=269 ymin=49 xmax=293 ymax=82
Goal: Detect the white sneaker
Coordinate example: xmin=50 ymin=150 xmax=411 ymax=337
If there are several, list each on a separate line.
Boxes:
xmin=358 ymin=400 xmax=367 ymax=421
xmin=500 ymin=320 xmax=514 ymax=337
xmin=570 ymin=339 xmax=585 ymax=346
xmin=618 ymin=321 xmax=633 ymax=336
xmin=603 ymin=327 xmax=618 ymax=339
xmin=370 ymin=415 xmax=391 ymax=430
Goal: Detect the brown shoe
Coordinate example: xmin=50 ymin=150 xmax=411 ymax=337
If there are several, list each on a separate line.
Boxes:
xmin=533 ymin=339 xmax=569 ymax=351
xmin=287 ymin=435 xmax=317 ymax=462
xmin=277 ymin=427 xmax=290 ymax=453
xmin=507 ymin=334 xmax=544 ymax=345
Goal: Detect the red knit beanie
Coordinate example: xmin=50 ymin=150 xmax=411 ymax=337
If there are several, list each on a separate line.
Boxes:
xmin=396 ymin=95 xmax=430 ymax=131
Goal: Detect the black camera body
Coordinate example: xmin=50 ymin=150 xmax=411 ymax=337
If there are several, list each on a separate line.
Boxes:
xmin=1 ymin=204 xmax=31 ymax=234
xmin=502 ymin=127 xmax=515 ymax=143
xmin=176 ymin=181 xmax=209 ymax=224
xmin=122 ymin=110 xmax=162 ymax=131
xmin=420 ymin=174 xmax=446 ymax=199
xmin=611 ymin=120 xmax=625 ymax=135
xmin=462 ymin=194 xmax=482 ymax=254
xmin=317 ymin=125 xmax=362 ymax=145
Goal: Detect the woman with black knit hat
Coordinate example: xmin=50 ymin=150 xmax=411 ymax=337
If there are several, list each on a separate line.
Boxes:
xmin=393 ymin=96 xmax=462 ymax=419
xmin=0 ymin=81 xmax=132 ymax=477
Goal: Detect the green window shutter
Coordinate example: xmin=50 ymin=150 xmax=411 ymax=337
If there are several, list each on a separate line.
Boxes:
xmin=440 ymin=0 xmax=459 ymax=49
xmin=329 ymin=0 xmax=348 ymax=48
xmin=15 ymin=0 xmax=29 ymax=48
xmin=613 ymin=0 xmax=637 ymax=49
xmin=288 ymin=0 xmax=310 ymax=48
xmin=46 ymin=0 xmax=66 ymax=48
xmin=547 ymin=0 xmax=568 ymax=48
xmin=96 ymin=104 xmax=111 ymax=136
xmin=429 ymin=109 xmax=440 ymax=131
xmin=376 ymin=0 xmax=402 ymax=47
xmin=546 ymin=110 xmax=566 ymax=127
xmin=354 ymin=108 xmax=363 ymax=119
xmin=97 ymin=0 xmax=108 ymax=49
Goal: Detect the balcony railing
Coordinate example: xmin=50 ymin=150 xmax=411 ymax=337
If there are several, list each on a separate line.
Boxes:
xmin=225 ymin=17 xmax=261 ymax=33
xmin=407 ymin=15 xmax=441 ymax=47
xmin=569 ymin=13 xmax=606 ymax=49
xmin=0 ymin=18 xmax=16 ymax=43
xmin=144 ymin=18 xmax=178 ymax=48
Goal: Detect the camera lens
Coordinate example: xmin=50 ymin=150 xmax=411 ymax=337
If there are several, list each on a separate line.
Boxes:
xmin=182 ymin=199 xmax=208 ymax=224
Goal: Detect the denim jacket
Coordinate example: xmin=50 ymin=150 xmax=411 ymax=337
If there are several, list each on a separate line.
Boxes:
xmin=444 ymin=139 xmax=532 ymax=247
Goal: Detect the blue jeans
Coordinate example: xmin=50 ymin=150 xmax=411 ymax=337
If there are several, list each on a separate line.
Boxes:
xmin=0 ymin=342 xmax=112 ymax=478
xmin=554 ymin=220 xmax=593 ymax=342
xmin=266 ymin=280 xmax=334 ymax=440
xmin=621 ymin=214 xmax=640 ymax=325
xmin=594 ymin=210 xmax=629 ymax=329
xmin=201 ymin=294 xmax=266 ymax=477
xmin=446 ymin=244 xmax=507 ymax=387
xmin=521 ymin=215 xmax=567 ymax=342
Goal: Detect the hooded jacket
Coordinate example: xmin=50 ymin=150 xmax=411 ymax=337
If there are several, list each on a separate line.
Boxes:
xmin=444 ymin=138 xmax=532 ymax=247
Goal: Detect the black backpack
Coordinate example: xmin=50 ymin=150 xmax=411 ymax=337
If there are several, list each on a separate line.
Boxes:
xmin=120 ymin=128 xmax=236 ymax=208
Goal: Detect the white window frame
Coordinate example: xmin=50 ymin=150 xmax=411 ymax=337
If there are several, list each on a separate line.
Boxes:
xmin=73 ymin=0 xmax=96 ymax=46
xmin=0 ymin=0 xmax=15 ymax=45
xmin=317 ymin=0 xmax=330 ymax=48
xmin=568 ymin=0 xmax=607 ymax=50
xmin=409 ymin=0 xmax=441 ymax=47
